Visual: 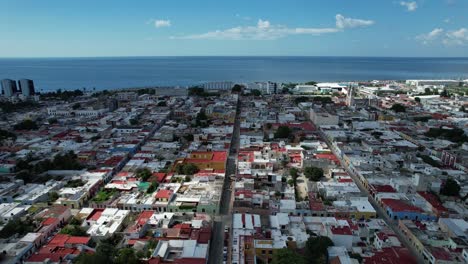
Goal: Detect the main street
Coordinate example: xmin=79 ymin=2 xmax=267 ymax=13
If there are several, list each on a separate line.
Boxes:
xmin=208 ymin=96 xmax=241 ymax=264
xmin=318 ymin=129 xmax=426 ymax=264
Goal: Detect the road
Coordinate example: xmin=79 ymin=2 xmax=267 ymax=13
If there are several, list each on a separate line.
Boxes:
xmin=208 ymin=96 xmax=241 ymax=264
xmin=318 ymin=129 xmax=426 ymax=264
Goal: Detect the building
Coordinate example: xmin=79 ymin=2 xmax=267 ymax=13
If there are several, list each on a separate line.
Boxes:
xmin=1 ymin=79 xmax=17 ymax=97
xmin=18 ymin=79 xmax=35 ymax=97
xmin=203 ymin=81 xmax=234 ymax=90
xmin=310 ymin=109 xmax=339 ymax=126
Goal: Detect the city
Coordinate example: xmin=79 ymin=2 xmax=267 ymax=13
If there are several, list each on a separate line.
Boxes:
xmin=0 ymin=79 xmax=467 ymax=264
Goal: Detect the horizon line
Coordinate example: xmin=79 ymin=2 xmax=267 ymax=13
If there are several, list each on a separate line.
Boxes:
xmin=1 ymin=55 xmax=468 ymax=59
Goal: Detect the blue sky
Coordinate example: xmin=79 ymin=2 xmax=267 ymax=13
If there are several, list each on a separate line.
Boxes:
xmin=1 ymin=0 xmax=467 ymax=57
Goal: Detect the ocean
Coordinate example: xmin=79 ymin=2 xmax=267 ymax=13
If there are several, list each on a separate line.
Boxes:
xmin=0 ymin=56 xmax=467 ymax=92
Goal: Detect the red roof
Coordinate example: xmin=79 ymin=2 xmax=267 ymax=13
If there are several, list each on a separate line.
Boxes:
xmin=330 ymin=225 xmax=352 ymax=235
xmin=417 ymin=191 xmax=448 ymax=213
xmin=381 ymin=199 xmax=423 ymax=213
xmin=42 ymin=217 xmax=58 ymax=226
xmin=372 ymin=184 xmax=397 ymax=193
xmin=364 ymin=247 xmax=416 ymax=264
xmin=87 ymin=209 xmax=104 ymax=221
xmin=137 ymin=210 xmax=155 ymax=225
xmin=174 ymin=258 xmax=207 ymax=264
xmin=429 ymin=247 xmax=453 ymax=261
xmin=338 ymin=178 xmax=354 ymax=183
xmin=66 ymin=236 xmax=90 ymax=245
xmin=153 ymin=172 xmax=166 ymax=182
xmin=155 ymin=189 xmax=173 ymax=199
xmin=315 ymin=153 xmax=340 ymax=163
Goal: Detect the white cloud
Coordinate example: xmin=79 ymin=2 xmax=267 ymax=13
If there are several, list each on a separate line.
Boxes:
xmin=172 ymin=15 xmax=373 ymax=40
xmin=416 ymin=27 xmax=468 ymax=46
xmin=416 ymin=28 xmax=444 ymax=44
xmin=443 ymin=28 xmax=468 ymax=46
xmin=155 ymin=20 xmax=171 ymax=28
xmin=400 ymin=1 xmax=418 ymax=11
xmin=335 ymin=14 xmax=374 ymax=29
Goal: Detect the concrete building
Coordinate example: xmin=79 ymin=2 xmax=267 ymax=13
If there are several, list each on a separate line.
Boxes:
xmin=203 ymin=81 xmax=234 ymax=90
xmin=1 ymin=79 xmax=17 ymax=97
xmin=310 ymin=109 xmax=339 ymax=126
xmin=18 ymin=79 xmax=35 ymax=97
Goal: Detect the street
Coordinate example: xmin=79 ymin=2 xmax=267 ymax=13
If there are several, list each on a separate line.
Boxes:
xmin=208 ymin=96 xmax=241 ymax=264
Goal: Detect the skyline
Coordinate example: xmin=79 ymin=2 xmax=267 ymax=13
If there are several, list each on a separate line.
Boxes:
xmin=1 ymin=0 xmax=468 ymax=57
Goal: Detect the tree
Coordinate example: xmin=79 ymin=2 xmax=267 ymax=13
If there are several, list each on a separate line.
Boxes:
xmin=13 ymin=119 xmax=38 ymax=130
xmin=460 ymin=106 xmax=466 ymax=112
xmin=232 ymin=84 xmax=243 ymax=93
xmin=157 ymin=101 xmax=167 ymax=107
xmin=184 ymin=133 xmax=194 ymax=141
xmin=250 ymin=89 xmax=262 ymax=96
xmin=289 ymin=168 xmax=299 ymax=180
xmin=176 ymin=163 xmax=199 ymax=175
xmin=0 ymin=219 xmax=34 ymax=239
xmin=72 ymin=103 xmax=81 ymax=110
xmin=271 ymin=248 xmax=305 ymax=264
xmin=304 ymin=166 xmax=324 ymax=181
xmin=440 ymin=89 xmax=450 ymax=97
xmin=147 ymin=181 xmax=159 ymax=194
xmin=49 ymin=191 xmax=59 ymax=202
xmin=390 ymin=103 xmax=406 ymax=113
xmin=274 ymin=126 xmax=292 ymax=139
xmin=115 ymin=248 xmax=139 ymax=264
xmin=59 ymin=225 xmax=87 ymax=236
xmin=48 ymin=118 xmax=58 ymax=124
xmin=287 ymin=179 xmax=294 ymax=187
xmin=305 ymin=81 xmax=318 ymax=85
xmin=129 ymin=119 xmax=138 ymax=126
xmin=305 ymin=236 xmax=334 ymax=263
xmin=440 ymin=178 xmax=460 ymax=197
xmin=414 ymin=97 xmax=421 ymax=103
xmin=136 ymin=168 xmax=152 ymax=182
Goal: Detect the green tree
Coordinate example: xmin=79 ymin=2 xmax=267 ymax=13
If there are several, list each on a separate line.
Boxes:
xmin=59 ymin=225 xmax=87 ymax=236
xmin=49 ymin=191 xmax=59 ymax=202
xmin=13 ymin=119 xmax=38 ymax=130
xmin=72 ymin=103 xmax=81 ymax=110
xmin=440 ymin=178 xmax=460 ymax=197
xmin=115 ymin=248 xmax=139 ymax=264
xmin=157 ymin=101 xmax=167 ymax=107
xmin=48 ymin=118 xmax=58 ymax=124
xmin=129 ymin=119 xmax=138 ymax=126
xmin=271 ymin=248 xmax=305 ymax=264
xmin=390 ymin=103 xmax=406 ymax=113
xmin=250 ymin=89 xmax=262 ymax=96
xmin=460 ymin=106 xmax=466 ymax=112
xmin=232 ymin=84 xmax=243 ymax=93
xmin=414 ymin=97 xmax=421 ymax=103
xmin=440 ymin=89 xmax=450 ymax=97
xmin=177 ymin=163 xmax=199 ymax=175
xmin=289 ymin=168 xmax=299 ymax=180
xmin=287 ymin=179 xmax=294 ymax=187
xmin=304 ymin=167 xmax=324 ymax=181
xmin=274 ymin=126 xmax=292 ymax=139
xmin=136 ymin=168 xmax=152 ymax=182
xmin=305 ymin=236 xmax=334 ymax=263
xmin=146 ymin=181 xmax=159 ymax=194
xmin=0 ymin=219 xmax=34 ymax=239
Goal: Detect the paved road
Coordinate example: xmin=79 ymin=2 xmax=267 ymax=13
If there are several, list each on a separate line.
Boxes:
xmin=208 ymin=96 xmax=241 ymax=264
xmin=318 ymin=129 xmax=426 ymax=264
